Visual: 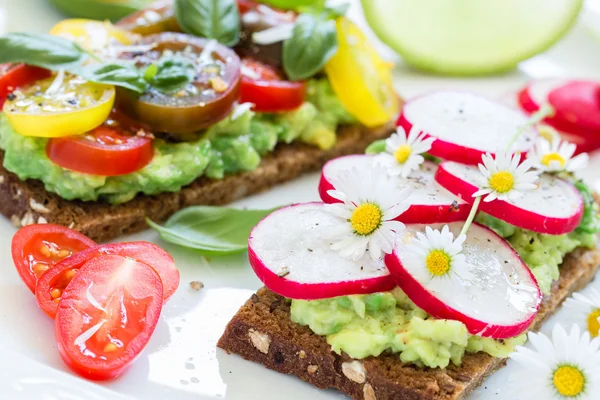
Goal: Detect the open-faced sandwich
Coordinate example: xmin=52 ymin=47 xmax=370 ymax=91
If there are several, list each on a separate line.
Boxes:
xmin=0 ymin=0 xmax=399 ymax=241
xmin=218 ymin=91 xmax=600 ymax=399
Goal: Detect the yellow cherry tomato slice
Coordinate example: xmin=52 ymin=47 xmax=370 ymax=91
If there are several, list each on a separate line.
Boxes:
xmin=4 ymin=72 xmax=115 ymax=138
xmin=325 ymin=18 xmax=399 ymax=128
xmin=49 ymin=19 xmax=137 ymax=52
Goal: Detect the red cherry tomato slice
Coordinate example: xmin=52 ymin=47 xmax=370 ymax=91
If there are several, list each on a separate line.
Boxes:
xmin=11 ymin=224 xmax=97 ymax=293
xmin=240 ymin=59 xmax=306 ymax=113
xmin=36 ymin=241 xmax=179 ymax=318
xmin=0 ymin=64 xmax=51 ymax=108
xmin=55 ymin=254 xmax=163 ymax=380
xmin=46 ymin=124 xmax=154 ymax=176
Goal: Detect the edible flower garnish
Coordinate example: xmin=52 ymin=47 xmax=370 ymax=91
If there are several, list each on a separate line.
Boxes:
xmin=376 ymin=125 xmax=435 ymax=178
xmin=563 ymin=288 xmax=600 ymax=338
xmin=397 ymin=225 xmax=471 ymax=285
xmin=323 ymin=166 xmax=411 ymax=261
xmin=528 ymin=137 xmax=589 ymax=174
xmin=508 ymin=324 xmax=600 ymax=400
xmin=473 ymin=151 xmax=539 ymax=202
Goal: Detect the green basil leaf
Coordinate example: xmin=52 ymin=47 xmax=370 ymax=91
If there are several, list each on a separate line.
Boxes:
xmin=0 ymin=33 xmax=86 ymax=69
xmin=174 ymin=0 xmax=241 ymax=47
xmin=78 ymin=63 xmax=148 ymax=93
xmin=146 ymin=206 xmax=278 ymax=256
xmin=146 ymin=55 xmax=196 ymax=93
xmin=283 ymin=13 xmax=338 ymax=81
xmin=324 ymin=2 xmax=350 ymax=17
xmin=259 ymin=0 xmax=325 ymax=10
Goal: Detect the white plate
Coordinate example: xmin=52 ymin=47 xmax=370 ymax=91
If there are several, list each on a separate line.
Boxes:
xmin=1 ymin=0 xmax=600 ymax=399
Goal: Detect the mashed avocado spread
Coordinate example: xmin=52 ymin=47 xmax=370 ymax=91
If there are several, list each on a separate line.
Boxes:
xmin=291 ymin=180 xmax=600 ymax=369
xmin=0 ymin=79 xmax=353 ymax=204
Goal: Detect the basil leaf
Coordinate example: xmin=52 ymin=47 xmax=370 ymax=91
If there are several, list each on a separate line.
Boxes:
xmin=146 ymin=206 xmax=278 ymax=256
xmin=0 ymin=33 xmax=86 ymax=69
xmin=283 ymin=13 xmax=338 ymax=81
xmin=78 ymin=63 xmax=148 ymax=93
xmin=259 ymin=0 xmax=325 ymax=10
xmin=324 ymin=2 xmax=350 ymax=17
xmin=146 ymin=55 xmax=196 ymax=93
xmin=174 ymin=0 xmax=241 ymax=47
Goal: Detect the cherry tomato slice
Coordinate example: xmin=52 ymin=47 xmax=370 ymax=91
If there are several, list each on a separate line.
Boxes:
xmin=0 ymin=64 xmax=51 ymax=108
xmin=36 ymin=241 xmax=179 ymax=318
xmin=46 ymin=124 xmax=154 ymax=176
xmin=56 ymin=254 xmax=163 ymax=380
xmin=11 ymin=224 xmax=96 ymax=293
xmin=116 ymin=33 xmax=241 ymax=136
xmin=116 ymin=0 xmax=180 ymax=35
xmin=240 ymin=59 xmax=305 ymax=113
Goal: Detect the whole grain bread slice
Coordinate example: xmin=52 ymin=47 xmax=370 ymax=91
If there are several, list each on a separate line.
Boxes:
xmin=0 ymin=122 xmax=394 ymax=242
xmin=218 ymin=247 xmax=600 ymax=400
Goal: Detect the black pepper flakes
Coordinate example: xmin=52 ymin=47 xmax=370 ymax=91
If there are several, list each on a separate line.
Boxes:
xmin=251 ymin=293 xmax=260 ymax=303
xmin=6 ymin=93 xmax=16 ymax=101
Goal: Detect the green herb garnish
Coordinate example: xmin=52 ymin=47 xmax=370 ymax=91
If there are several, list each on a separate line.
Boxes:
xmin=174 ymin=0 xmax=241 ymax=47
xmin=146 ymin=206 xmax=278 ymax=256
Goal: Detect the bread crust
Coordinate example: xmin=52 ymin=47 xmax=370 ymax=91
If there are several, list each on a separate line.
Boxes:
xmin=217 ymin=247 xmax=600 ymax=400
xmin=0 ymin=122 xmax=394 ymax=241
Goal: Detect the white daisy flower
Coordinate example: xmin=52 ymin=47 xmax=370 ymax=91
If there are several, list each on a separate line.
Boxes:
xmin=375 ymin=125 xmax=436 ymax=178
xmin=528 ymin=137 xmax=589 ymax=174
xmin=473 ymin=151 xmax=540 ymax=203
xmin=396 ymin=225 xmax=472 ymax=293
xmin=563 ymin=288 xmax=600 ymax=338
xmin=508 ymin=324 xmax=600 ymax=400
xmin=323 ymin=166 xmax=412 ymax=261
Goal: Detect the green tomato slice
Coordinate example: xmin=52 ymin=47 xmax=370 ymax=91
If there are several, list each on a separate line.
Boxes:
xmin=361 ymin=0 xmax=583 ymax=75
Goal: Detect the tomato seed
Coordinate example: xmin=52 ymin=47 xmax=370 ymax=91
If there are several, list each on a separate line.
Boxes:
xmin=104 ymin=343 xmax=118 ymax=353
xmin=50 ymin=288 xmax=62 ymax=299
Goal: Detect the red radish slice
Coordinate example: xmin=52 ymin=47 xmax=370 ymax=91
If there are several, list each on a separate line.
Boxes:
xmin=385 ymin=222 xmax=541 ymax=339
xmin=435 ymin=161 xmax=584 ymax=235
xmin=248 ymin=202 xmax=395 ymax=300
xmin=319 ymin=155 xmax=471 ymax=223
xmin=518 ymin=79 xmax=600 ymax=142
xmin=398 ymin=91 xmax=537 ymax=165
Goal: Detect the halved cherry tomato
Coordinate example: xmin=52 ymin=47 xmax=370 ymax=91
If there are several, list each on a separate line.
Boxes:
xmin=0 ymin=64 xmax=51 ymax=108
xmin=46 ymin=124 xmax=154 ymax=176
xmin=240 ymin=59 xmax=305 ymax=112
xmin=49 ymin=19 xmax=136 ymax=52
xmin=36 ymin=241 xmax=179 ymax=318
xmin=4 ymin=73 xmax=116 ymax=137
xmin=116 ymin=0 xmax=180 ymax=35
xmin=11 ymin=224 xmax=97 ymax=293
xmin=116 ymin=33 xmax=241 ymax=136
xmin=55 ymin=254 xmax=163 ymax=380
xmin=325 ymin=18 xmax=399 ymax=127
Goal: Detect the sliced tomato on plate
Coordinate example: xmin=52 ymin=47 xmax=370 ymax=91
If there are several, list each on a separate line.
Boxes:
xmin=0 ymin=64 xmax=51 ymax=108
xmin=11 ymin=224 xmax=97 ymax=293
xmin=36 ymin=241 xmax=179 ymax=318
xmin=240 ymin=59 xmax=306 ymax=113
xmin=55 ymin=254 xmax=163 ymax=380
xmin=46 ymin=124 xmax=154 ymax=176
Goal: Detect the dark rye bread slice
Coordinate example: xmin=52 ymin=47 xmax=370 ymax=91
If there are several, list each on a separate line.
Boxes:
xmin=0 ymin=122 xmax=394 ymax=242
xmin=218 ymin=247 xmax=600 ymax=400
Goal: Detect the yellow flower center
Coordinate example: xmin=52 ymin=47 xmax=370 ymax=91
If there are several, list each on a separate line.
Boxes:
xmin=541 ymin=152 xmax=566 ymax=167
xmin=553 ymin=365 xmax=585 ymax=397
xmin=587 ymin=309 xmax=600 ymax=338
xmin=394 ymin=144 xmax=412 ymax=164
xmin=488 ymin=171 xmax=515 ymax=194
xmin=350 ymin=203 xmax=382 ymax=236
xmin=425 ymin=250 xmax=451 ymax=276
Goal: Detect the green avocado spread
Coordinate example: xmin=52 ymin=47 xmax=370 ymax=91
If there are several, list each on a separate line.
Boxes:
xmin=291 ymin=180 xmax=600 ymax=369
xmin=0 ymin=79 xmax=353 ymax=204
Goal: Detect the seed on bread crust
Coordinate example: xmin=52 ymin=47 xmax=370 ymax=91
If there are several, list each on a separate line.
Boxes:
xmin=10 ymin=215 xmax=20 ymax=227
xmin=0 ymin=176 xmax=4 ymax=184
xmin=298 ymin=350 xmax=307 ymax=359
xmin=307 ymin=365 xmax=318 ymax=375
xmin=29 ymin=198 xmax=50 ymax=214
xmin=363 ymin=383 xmax=376 ymax=400
xmin=248 ymin=329 xmax=270 ymax=354
xmin=37 ymin=216 xmax=48 ymax=224
xmin=342 ymin=361 xmax=366 ymax=384
xmin=20 ymin=211 xmax=35 ymax=227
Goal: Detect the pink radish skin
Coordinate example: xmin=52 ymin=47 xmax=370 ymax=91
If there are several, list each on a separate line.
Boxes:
xmin=398 ymin=91 xmax=537 ymax=165
xmin=435 ymin=162 xmax=584 ymax=235
xmin=518 ymin=79 xmax=600 ymax=143
xmin=319 ymin=155 xmax=471 ymax=224
xmin=248 ymin=203 xmax=395 ymax=300
xmin=385 ymin=223 xmax=542 ymax=339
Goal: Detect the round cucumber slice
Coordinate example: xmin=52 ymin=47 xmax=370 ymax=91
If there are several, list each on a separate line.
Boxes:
xmin=361 ymin=0 xmax=583 ymax=75
xmin=49 ymin=0 xmax=154 ymax=21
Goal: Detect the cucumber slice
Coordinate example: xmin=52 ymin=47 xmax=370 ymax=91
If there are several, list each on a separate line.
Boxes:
xmin=49 ymin=0 xmax=154 ymax=21
xmin=361 ymin=0 xmax=583 ymax=75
